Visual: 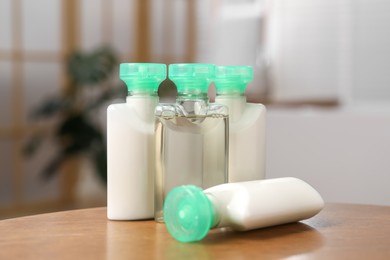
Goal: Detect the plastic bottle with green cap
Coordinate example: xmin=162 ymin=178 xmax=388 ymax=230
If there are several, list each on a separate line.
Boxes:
xmin=107 ymin=63 xmax=166 ymax=220
xmin=214 ymin=66 xmax=266 ymax=182
xmin=164 ymin=177 xmax=324 ymax=242
xmin=155 ymin=64 xmax=229 ymax=222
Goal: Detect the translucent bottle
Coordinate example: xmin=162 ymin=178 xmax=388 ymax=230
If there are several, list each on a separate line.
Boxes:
xmin=164 ymin=177 xmax=324 ymax=242
xmin=155 ymin=64 xmax=229 ymax=222
xmin=214 ymin=66 xmax=266 ymax=182
xmin=107 ymin=63 xmax=166 ymax=220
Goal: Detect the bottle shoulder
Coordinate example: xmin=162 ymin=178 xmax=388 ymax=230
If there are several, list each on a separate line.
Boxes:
xmin=205 ymin=183 xmax=250 ymax=228
xmin=208 ymin=103 xmax=229 ymax=115
xmin=107 ymin=102 xmax=128 ymax=112
xmin=246 ymin=102 xmax=267 ymax=111
xmin=155 ymin=102 xmax=228 ymax=117
xmin=107 ymin=101 xmax=156 ymax=125
xmin=243 ymin=103 xmax=267 ymax=118
xmin=155 ymin=103 xmax=179 ymax=117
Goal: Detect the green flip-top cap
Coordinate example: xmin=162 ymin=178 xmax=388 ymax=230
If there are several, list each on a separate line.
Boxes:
xmin=120 ymin=63 xmax=166 ymax=92
xmin=168 ymin=64 xmax=215 ymax=95
xmin=164 ymin=185 xmax=215 ymax=242
xmin=214 ymin=66 xmax=253 ymax=94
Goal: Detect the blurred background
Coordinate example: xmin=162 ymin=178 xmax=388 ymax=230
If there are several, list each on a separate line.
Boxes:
xmin=1 ymin=0 xmax=390 ymax=219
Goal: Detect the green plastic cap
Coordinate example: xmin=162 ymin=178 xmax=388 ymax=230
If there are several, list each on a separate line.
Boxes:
xmin=119 ymin=63 xmax=166 ymax=92
xmin=168 ymin=64 xmax=215 ymax=94
xmin=214 ymin=66 xmax=253 ymax=94
xmin=164 ymin=185 xmax=214 ymax=243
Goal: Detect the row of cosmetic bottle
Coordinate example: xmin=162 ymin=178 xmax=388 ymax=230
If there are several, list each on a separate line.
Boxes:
xmin=107 ymin=63 xmax=267 ymax=221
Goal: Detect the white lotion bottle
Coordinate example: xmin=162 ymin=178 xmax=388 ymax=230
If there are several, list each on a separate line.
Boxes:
xmin=214 ymin=66 xmax=266 ymax=182
xmin=164 ymin=177 xmax=324 ymax=242
xmin=107 ymin=63 xmax=166 ymax=220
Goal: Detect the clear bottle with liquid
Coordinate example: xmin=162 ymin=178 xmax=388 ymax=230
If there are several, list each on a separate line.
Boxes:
xmin=107 ymin=63 xmax=166 ymax=220
xmin=214 ymin=66 xmax=266 ymax=182
xmin=155 ymin=64 xmax=229 ymax=222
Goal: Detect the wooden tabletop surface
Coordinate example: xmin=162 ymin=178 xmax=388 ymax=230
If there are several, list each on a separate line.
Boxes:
xmin=0 ymin=203 xmax=389 ymax=259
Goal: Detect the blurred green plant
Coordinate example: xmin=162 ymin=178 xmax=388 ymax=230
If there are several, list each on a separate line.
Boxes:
xmin=24 ymin=47 xmax=126 ymax=184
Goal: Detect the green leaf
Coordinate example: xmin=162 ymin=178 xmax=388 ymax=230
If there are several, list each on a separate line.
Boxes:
xmin=92 ymin=145 xmax=107 ymax=185
xmin=67 ymin=47 xmax=118 ymax=85
xmin=41 ymin=153 xmax=65 ymax=180
xmin=23 ymin=135 xmax=44 ymax=156
xmin=57 ymin=113 xmax=102 ymax=155
xmin=85 ymin=84 xmax=127 ymax=111
xmin=30 ymin=97 xmax=71 ymax=119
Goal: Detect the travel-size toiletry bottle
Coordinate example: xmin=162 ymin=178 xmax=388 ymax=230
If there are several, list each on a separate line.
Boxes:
xmin=155 ymin=64 xmax=229 ymax=222
xmin=107 ymin=63 xmax=166 ymax=220
xmin=214 ymin=66 xmax=266 ymax=182
xmin=164 ymin=177 xmax=324 ymax=242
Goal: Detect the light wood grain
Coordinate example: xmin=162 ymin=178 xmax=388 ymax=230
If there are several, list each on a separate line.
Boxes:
xmin=0 ymin=204 xmax=389 ymax=259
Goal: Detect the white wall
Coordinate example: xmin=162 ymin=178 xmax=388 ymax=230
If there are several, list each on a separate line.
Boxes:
xmin=266 ymin=106 xmax=390 ymax=206
xmin=267 ymin=0 xmax=390 ymax=105
xmin=264 ymin=0 xmax=390 ymax=206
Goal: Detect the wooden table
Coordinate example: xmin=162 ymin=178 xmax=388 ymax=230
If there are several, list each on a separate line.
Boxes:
xmin=0 ymin=203 xmax=389 ymax=259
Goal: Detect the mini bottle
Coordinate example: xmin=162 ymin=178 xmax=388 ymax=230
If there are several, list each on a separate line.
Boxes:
xmin=214 ymin=66 xmax=266 ymax=182
xmin=155 ymin=64 xmax=229 ymax=222
xmin=107 ymin=63 xmax=166 ymax=220
xmin=164 ymin=177 xmax=324 ymax=242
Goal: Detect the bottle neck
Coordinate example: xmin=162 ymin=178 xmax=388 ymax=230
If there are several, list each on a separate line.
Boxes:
xmin=216 ymin=91 xmax=244 ymax=97
xmin=204 ymin=186 xmax=240 ymax=228
xmin=206 ymin=194 xmax=222 ymax=229
xmin=128 ymin=90 xmax=158 ymax=97
xmin=176 ymin=92 xmax=209 ymax=116
xmin=176 ymin=92 xmax=209 ymax=102
xmin=126 ymin=91 xmax=159 ymax=122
